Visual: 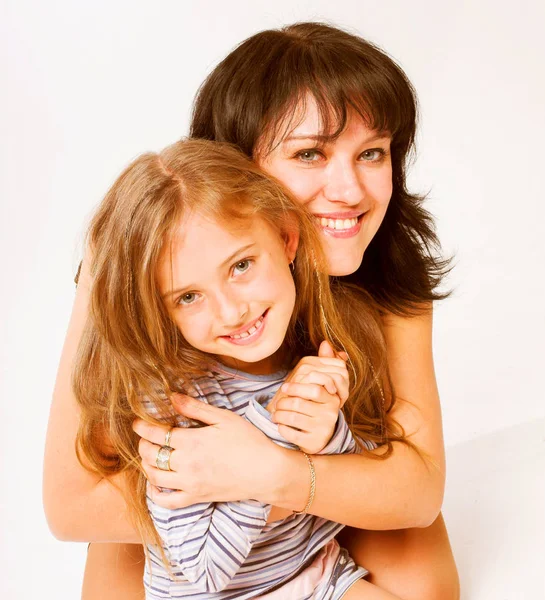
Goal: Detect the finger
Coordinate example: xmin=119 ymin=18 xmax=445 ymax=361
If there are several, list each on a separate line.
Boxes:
xmin=139 ymin=437 xmax=173 ymax=468
xmin=301 ymin=372 xmax=338 ymax=396
xmin=298 ymin=356 xmax=347 ymax=369
xmin=272 ymin=409 xmax=314 ymax=432
xmin=319 ymin=340 xmax=336 ymax=358
xmin=290 ymin=363 xmax=348 ymax=384
xmin=277 ymin=424 xmax=315 ymax=448
xmin=142 ymin=463 xmax=183 ymax=489
xmin=171 ymin=394 xmax=230 ymax=425
xmin=283 ymin=373 xmax=337 ymax=396
xmin=280 ymin=382 xmax=335 ymax=405
xmin=337 ymin=351 xmax=349 ymax=362
xmin=300 ymin=370 xmax=349 ymax=404
xmin=132 ymin=419 xmax=174 ymax=447
xmin=274 ymin=396 xmax=324 ymax=418
xmin=148 ymin=486 xmax=197 ymax=510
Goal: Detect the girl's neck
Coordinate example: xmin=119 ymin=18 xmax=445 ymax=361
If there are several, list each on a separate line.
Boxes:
xmin=213 ymin=346 xmax=289 ymax=377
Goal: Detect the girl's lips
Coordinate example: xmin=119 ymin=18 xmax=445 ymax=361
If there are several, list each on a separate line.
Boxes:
xmin=220 ymin=310 xmax=268 ymax=346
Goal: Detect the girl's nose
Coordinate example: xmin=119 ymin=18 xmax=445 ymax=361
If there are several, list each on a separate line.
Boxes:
xmin=322 ymin=160 xmax=365 ymax=207
xmin=215 ymin=293 xmax=249 ymax=328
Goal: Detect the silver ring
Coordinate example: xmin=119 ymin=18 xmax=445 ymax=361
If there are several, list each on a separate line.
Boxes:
xmin=156 ymin=445 xmax=173 ymax=471
xmin=165 ymin=428 xmax=173 ymax=448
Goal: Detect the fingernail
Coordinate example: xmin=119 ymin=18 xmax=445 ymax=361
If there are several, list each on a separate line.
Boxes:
xmin=281 ymin=383 xmax=289 ymax=392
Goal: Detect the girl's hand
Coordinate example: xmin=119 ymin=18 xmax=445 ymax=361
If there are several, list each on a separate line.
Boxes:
xmin=133 ymin=398 xmax=284 ymax=510
xmin=267 ymin=341 xmax=350 ymax=454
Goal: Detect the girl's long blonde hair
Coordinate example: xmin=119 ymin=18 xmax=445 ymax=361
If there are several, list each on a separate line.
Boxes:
xmin=74 ymin=138 xmax=411 ymax=555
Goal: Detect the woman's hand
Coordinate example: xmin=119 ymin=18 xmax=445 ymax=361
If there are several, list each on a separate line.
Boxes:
xmin=133 ymin=397 xmax=285 ymax=510
xmin=267 ymin=341 xmax=349 ymax=454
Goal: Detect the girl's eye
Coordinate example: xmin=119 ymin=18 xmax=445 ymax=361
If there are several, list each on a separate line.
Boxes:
xmin=294 ymin=149 xmax=324 ymax=163
xmin=177 ymin=292 xmax=198 ymax=305
xmin=360 ymin=148 xmax=386 ymax=162
xmin=233 ymin=259 xmax=252 ymax=275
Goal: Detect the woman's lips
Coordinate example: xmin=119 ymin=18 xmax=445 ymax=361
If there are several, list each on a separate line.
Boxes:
xmin=220 ymin=310 xmax=268 ymax=346
xmin=315 ymin=213 xmax=364 ymax=239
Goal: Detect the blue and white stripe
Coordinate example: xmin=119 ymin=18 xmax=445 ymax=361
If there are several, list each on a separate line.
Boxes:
xmin=143 ymin=363 xmax=369 ymax=599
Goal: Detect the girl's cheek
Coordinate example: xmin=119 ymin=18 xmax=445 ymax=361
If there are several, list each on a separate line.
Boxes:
xmin=175 ymin=313 xmax=209 ymax=344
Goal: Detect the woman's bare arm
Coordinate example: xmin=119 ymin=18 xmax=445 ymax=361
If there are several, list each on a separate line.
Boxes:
xmin=42 ymin=256 xmax=140 ymax=543
xmin=139 ymin=306 xmax=445 ymax=531
xmin=44 ymin=251 xmax=443 ymax=538
xmin=270 ymin=307 xmax=445 ymax=529
xmin=42 ymin=255 xmax=288 ymax=541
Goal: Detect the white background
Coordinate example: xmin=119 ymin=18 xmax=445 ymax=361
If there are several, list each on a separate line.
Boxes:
xmin=1 ymin=0 xmax=544 ymax=598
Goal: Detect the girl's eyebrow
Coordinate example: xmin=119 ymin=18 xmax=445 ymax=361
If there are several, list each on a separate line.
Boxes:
xmin=162 ymin=242 xmax=256 ymax=299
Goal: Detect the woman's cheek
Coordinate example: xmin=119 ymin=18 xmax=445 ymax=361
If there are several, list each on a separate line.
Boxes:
xmin=268 ymin=165 xmax=319 ymax=206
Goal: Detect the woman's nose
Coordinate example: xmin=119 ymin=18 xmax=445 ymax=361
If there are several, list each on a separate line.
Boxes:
xmin=322 ymin=160 xmax=365 ymax=206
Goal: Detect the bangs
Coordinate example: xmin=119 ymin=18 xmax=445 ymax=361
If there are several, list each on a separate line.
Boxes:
xmin=258 ymin=36 xmax=417 ymax=154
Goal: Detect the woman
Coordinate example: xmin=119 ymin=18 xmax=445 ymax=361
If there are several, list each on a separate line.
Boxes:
xmin=43 ymin=22 xmax=459 ymax=599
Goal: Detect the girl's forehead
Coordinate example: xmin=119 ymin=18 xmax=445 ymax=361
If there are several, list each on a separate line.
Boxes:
xmin=167 ymin=212 xmax=279 ymax=259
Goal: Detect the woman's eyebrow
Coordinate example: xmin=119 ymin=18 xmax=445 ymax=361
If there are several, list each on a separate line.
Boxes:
xmin=282 ymin=132 xmax=390 ymax=144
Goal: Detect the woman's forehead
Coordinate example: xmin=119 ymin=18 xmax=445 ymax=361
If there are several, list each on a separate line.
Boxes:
xmin=261 ymin=93 xmax=390 ymax=152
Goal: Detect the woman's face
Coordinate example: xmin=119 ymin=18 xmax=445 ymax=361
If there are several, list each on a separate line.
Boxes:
xmin=258 ymin=98 xmax=393 ymax=276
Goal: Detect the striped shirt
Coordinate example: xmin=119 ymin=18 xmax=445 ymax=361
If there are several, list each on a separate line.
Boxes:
xmin=143 ymin=363 xmax=370 ymax=599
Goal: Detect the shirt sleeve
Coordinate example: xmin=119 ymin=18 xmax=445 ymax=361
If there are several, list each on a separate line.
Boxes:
xmin=147 ymin=489 xmax=271 ymax=593
xmin=143 ymin=393 xmax=272 ymax=593
xmin=244 ymin=396 xmax=358 ymax=455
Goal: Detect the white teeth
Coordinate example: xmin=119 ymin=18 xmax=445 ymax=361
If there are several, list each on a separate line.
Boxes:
xmin=228 ymin=315 xmax=265 ymax=339
xmin=317 ymin=217 xmax=359 ymax=230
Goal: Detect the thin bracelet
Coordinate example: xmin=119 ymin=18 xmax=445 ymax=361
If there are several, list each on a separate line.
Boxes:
xmin=292 ymin=452 xmax=316 ymax=515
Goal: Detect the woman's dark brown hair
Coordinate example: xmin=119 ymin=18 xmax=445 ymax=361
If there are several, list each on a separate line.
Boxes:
xmin=190 ymin=21 xmax=450 ymax=315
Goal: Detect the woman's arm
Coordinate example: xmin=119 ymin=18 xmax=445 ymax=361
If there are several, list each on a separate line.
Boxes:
xmin=138 ymin=307 xmax=444 ymax=531
xmin=44 ymin=254 xmax=443 ymax=537
xmin=42 ymin=256 xmax=140 ymax=543
xmin=272 ymin=307 xmax=445 ymax=529
xmin=82 ymin=543 xmax=145 ymax=600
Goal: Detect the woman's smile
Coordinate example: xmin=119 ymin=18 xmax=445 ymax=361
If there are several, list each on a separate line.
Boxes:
xmin=259 ymin=97 xmax=392 ymax=275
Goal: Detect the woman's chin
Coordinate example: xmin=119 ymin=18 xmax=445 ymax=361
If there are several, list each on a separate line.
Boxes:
xmin=326 ymin=254 xmax=364 ymax=277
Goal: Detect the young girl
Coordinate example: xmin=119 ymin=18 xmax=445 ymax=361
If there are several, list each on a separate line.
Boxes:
xmin=73 ymin=138 xmax=411 ymax=599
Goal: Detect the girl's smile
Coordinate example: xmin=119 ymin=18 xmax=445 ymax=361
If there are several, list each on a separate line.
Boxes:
xmin=220 ymin=309 xmax=268 ymax=345
xmin=158 ymin=212 xmax=297 ymax=375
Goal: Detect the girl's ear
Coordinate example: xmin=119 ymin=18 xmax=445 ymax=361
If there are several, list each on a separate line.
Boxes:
xmin=283 ymin=226 xmax=300 ymax=263
xmin=281 ymin=212 xmax=300 ymax=262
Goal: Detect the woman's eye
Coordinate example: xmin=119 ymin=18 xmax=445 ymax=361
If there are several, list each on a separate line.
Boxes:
xmin=294 ymin=149 xmax=323 ymax=163
xmin=233 ymin=259 xmax=252 ymax=275
xmin=360 ymin=148 xmax=385 ymax=162
xmin=178 ymin=292 xmax=198 ymax=305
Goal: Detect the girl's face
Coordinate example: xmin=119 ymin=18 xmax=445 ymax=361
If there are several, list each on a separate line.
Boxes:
xmin=258 ymin=98 xmax=393 ymax=276
xmin=157 ymin=212 xmax=298 ymax=375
